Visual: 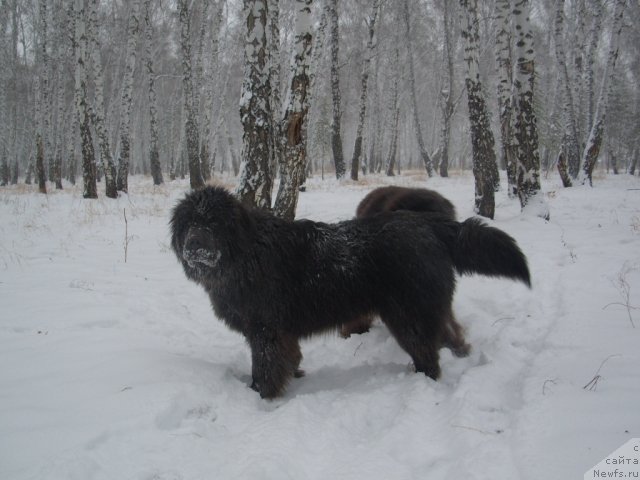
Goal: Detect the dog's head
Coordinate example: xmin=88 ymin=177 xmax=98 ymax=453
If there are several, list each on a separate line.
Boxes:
xmin=170 ymin=186 xmax=255 ymax=282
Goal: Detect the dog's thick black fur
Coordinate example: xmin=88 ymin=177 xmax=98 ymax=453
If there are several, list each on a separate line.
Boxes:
xmin=342 ymin=186 xmax=462 ymax=341
xmin=170 ymin=186 xmax=530 ymax=399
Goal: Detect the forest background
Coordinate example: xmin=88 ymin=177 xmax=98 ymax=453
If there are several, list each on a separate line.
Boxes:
xmin=0 ymin=0 xmax=638 ymax=217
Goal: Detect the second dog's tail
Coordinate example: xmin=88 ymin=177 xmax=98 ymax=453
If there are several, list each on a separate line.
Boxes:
xmin=438 ymin=217 xmax=531 ymax=287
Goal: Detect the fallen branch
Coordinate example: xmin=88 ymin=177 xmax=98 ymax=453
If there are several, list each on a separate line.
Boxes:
xmin=583 ymin=354 xmax=621 ymax=391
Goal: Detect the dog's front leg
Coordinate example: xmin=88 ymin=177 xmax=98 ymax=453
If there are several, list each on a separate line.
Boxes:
xmin=248 ymin=326 xmax=302 ymax=399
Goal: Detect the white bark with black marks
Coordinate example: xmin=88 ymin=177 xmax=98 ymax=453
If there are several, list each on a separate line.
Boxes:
xmin=460 ymin=0 xmax=497 ymax=218
xmin=236 ymin=0 xmax=272 ymax=209
xmin=512 ymin=0 xmax=547 ymax=218
xmin=350 ymin=0 xmax=379 ymax=181
xmin=116 ymin=0 xmax=140 ymax=193
xmin=88 ymin=0 xmax=116 ymax=197
xmin=273 ymin=0 xmax=313 ymax=221
xmin=580 ymin=0 xmax=626 ymax=186
xmin=73 ymin=0 xmax=96 ymax=198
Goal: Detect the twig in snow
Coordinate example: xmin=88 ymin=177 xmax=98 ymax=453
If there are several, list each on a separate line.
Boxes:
xmin=124 ymin=208 xmax=130 ymax=263
xmin=603 ymin=262 xmax=638 ymax=328
xmin=583 ymin=354 xmax=621 ymax=391
xmin=542 ymin=379 xmax=557 ymax=395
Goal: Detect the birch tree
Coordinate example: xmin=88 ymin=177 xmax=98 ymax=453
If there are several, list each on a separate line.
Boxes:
xmin=439 ymin=0 xmax=456 ymax=178
xmin=328 ymin=0 xmax=345 ymax=179
xmin=580 ymin=0 xmax=626 ymax=186
xmin=403 ymin=0 xmax=433 ymax=177
xmin=495 ymin=0 xmax=517 ymax=194
xmin=273 ymin=0 xmax=313 ymax=220
xmin=460 ymin=0 xmax=497 ymax=218
xmin=116 ymin=0 xmax=140 ymax=193
xmin=582 ymin=0 xmax=604 ymax=149
xmin=511 ymin=0 xmax=545 ymax=216
xmin=178 ymin=0 xmax=204 ymax=189
xmin=236 ymin=0 xmax=272 ymax=209
xmin=88 ymin=0 xmax=117 ymax=197
xmin=199 ymin=1 xmax=224 ymax=183
xmin=350 ymin=0 xmax=379 ymax=181
xmin=385 ymin=45 xmax=400 ymax=177
xmin=267 ymin=0 xmax=281 ymax=183
xmin=35 ymin=0 xmax=50 ymax=194
xmin=51 ymin=0 xmax=66 ymax=190
xmin=553 ymin=0 xmax=578 ymax=188
xmin=143 ymin=0 xmax=163 ymax=185
xmin=74 ymin=0 xmax=97 ymax=198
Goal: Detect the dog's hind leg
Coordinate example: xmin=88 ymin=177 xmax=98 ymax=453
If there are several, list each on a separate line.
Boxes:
xmin=381 ymin=310 xmax=443 ymax=380
xmin=248 ymin=328 xmax=302 ymax=399
xmin=442 ymin=308 xmax=471 ymax=358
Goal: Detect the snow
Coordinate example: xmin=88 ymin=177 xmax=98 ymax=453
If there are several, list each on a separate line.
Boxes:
xmin=1 ymin=171 xmax=639 ymax=479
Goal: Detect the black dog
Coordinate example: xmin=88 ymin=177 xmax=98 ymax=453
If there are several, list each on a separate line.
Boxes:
xmin=342 ymin=186 xmax=464 ymax=343
xmin=170 ymin=186 xmax=530 ymax=398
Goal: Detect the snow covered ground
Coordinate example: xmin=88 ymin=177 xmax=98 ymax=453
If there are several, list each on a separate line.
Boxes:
xmin=1 ymin=171 xmax=639 ymax=479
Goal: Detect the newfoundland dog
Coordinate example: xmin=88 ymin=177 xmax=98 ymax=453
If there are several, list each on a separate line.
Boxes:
xmin=170 ymin=186 xmax=530 ymax=398
xmin=341 ymin=186 xmax=463 ymax=342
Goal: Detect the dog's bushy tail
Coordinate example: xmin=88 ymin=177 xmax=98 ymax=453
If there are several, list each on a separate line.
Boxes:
xmin=445 ymin=217 xmax=531 ymax=287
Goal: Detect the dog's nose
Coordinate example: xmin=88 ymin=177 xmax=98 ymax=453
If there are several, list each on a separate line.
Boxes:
xmin=183 ymin=229 xmax=221 ymax=268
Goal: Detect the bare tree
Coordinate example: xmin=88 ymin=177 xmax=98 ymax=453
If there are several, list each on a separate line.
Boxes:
xmin=495 ymin=0 xmax=516 ymax=194
xmin=116 ymin=0 xmax=140 ymax=193
xmin=439 ymin=0 xmax=457 ymax=178
xmin=236 ymin=0 xmax=272 ymax=209
xmin=460 ymin=0 xmax=497 ymax=218
xmin=143 ymin=0 xmax=163 ymax=186
xmin=511 ymin=0 xmax=545 ymax=216
xmin=403 ymin=0 xmax=433 ymax=177
xmin=581 ymin=0 xmax=627 ymax=186
xmin=74 ymin=0 xmax=97 ymax=198
xmin=350 ymin=0 xmax=379 ymax=181
xmin=385 ymin=45 xmax=400 ymax=177
xmin=199 ymin=1 xmax=224 ymax=183
xmin=267 ymin=0 xmax=281 ymax=185
xmin=273 ymin=0 xmax=313 ymax=220
xmin=88 ymin=0 xmax=117 ymax=197
xmin=553 ymin=0 xmax=578 ymax=188
xmin=51 ymin=0 xmax=66 ymax=190
xmin=328 ymin=0 xmax=345 ymax=179
xmin=35 ymin=0 xmax=50 ymax=194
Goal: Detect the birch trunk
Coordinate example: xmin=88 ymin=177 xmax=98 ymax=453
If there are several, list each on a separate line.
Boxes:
xmin=495 ymin=0 xmax=516 ymax=194
xmin=74 ymin=0 xmax=97 ymax=198
xmin=580 ymin=0 xmax=626 ymax=186
xmin=583 ymin=0 xmax=604 ymax=150
xmin=266 ymin=0 xmax=280 ymax=191
xmin=350 ymin=0 xmax=379 ymax=181
xmin=35 ymin=0 xmax=49 ymax=194
xmin=143 ymin=0 xmax=163 ymax=185
xmin=385 ymin=47 xmax=400 ymax=177
xmin=439 ymin=0 xmax=456 ymax=178
xmin=553 ymin=0 xmax=578 ymax=187
xmin=89 ymin=0 xmax=117 ymax=197
xmin=116 ymin=0 xmax=140 ymax=193
xmin=460 ymin=0 xmax=497 ymax=218
xmin=178 ymin=0 xmax=204 ymax=189
xmin=273 ymin=0 xmax=313 ymax=220
xmin=512 ymin=0 xmax=545 ymax=216
xmin=404 ymin=0 xmax=433 ymax=177
xmin=328 ymin=0 xmax=345 ymax=179
xmin=52 ymin=0 xmax=65 ymax=190
xmin=199 ymin=1 xmax=224 ymax=183
xmin=236 ymin=0 xmax=272 ymax=209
